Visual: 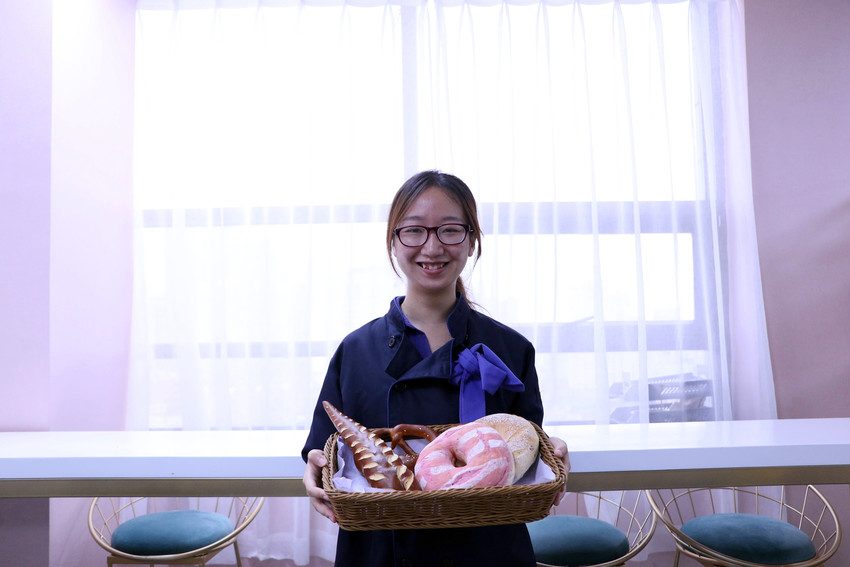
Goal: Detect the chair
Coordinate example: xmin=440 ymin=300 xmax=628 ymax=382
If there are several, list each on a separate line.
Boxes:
xmin=527 ymin=491 xmax=657 ymax=566
xmin=646 ymin=486 xmax=841 ymax=567
xmin=88 ymin=496 xmax=265 ymax=567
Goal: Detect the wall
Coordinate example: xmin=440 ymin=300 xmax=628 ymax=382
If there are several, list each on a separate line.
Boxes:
xmin=0 ymin=1 xmax=135 ymax=565
xmin=0 ymin=1 xmax=53 ymax=564
xmin=0 ymin=0 xmax=52 ymax=433
xmin=49 ymin=0 xmax=135 ymax=431
xmin=50 ymin=1 xmax=136 ymax=563
xmin=0 ymin=0 xmax=134 ymax=431
xmin=745 ymin=0 xmax=850 ymax=564
xmin=746 ymin=0 xmax=850 ymax=420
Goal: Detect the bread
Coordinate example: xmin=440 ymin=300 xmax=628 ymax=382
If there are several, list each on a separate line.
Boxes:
xmin=475 ymin=413 xmax=539 ymax=483
xmin=323 ymin=401 xmax=420 ymax=490
xmin=414 ymin=423 xmax=514 ymax=490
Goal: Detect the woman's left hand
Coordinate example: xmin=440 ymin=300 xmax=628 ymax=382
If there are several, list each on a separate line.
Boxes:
xmin=549 ymin=436 xmax=570 ymax=507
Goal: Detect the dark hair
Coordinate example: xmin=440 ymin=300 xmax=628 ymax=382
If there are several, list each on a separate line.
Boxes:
xmin=386 ymin=170 xmax=483 ymax=300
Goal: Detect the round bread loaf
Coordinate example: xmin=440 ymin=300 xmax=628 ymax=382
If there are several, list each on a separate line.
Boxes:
xmin=475 ymin=413 xmax=539 ymax=483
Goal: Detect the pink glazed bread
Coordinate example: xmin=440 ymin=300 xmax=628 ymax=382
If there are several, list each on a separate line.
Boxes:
xmin=414 ymin=423 xmax=514 ymax=490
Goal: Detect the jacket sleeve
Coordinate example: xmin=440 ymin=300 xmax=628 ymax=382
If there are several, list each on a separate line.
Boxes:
xmin=301 ymin=341 xmax=345 ymax=462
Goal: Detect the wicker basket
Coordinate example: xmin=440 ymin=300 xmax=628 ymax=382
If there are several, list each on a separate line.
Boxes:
xmin=321 ymin=422 xmax=567 ymax=531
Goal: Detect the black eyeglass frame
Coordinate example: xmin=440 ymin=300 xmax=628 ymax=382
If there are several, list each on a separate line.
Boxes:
xmin=393 ymin=224 xmax=474 ymax=247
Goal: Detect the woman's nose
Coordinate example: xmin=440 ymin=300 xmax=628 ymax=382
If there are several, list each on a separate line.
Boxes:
xmin=421 ymin=229 xmax=444 ymax=252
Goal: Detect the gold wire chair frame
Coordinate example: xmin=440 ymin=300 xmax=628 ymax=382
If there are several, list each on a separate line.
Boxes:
xmin=535 ymin=490 xmax=658 ymax=567
xmin=88 ymin=496 xmax=265 ymax=566
xmin=645 ymin=486 xmax=841 ymax=567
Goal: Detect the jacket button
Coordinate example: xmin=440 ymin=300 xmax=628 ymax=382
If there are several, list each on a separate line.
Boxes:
xmin=388 ymin=335 xmax=397 ymax=348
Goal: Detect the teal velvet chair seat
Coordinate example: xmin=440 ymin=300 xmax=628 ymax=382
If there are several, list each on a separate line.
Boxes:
xmin=111 ymin=509 xmax=235 ymax=556
xmin=528 ymin=515 xmax=630 ymax=566
xmin=680 ymin=513 xmax=816 ymax=565
xmin=647 ymin=486 xmax=841 ymax=567
xmin=527 ymin=491 xmax=657 ymax=567
xmin=88 ymin=496 xmax=265 ymax=567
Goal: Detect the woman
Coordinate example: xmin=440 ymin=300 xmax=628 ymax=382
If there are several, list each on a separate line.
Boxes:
xmin=302 ymin=170 xmax=568 ymax=566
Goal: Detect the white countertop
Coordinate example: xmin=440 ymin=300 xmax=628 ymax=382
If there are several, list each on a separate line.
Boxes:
xmin=2 ymin=418 xmax=849 ymax=497
xmin=0 ymin=430 xmax=306 ymax=478
xmin=548 ymin=417 xmax=850 ymax=472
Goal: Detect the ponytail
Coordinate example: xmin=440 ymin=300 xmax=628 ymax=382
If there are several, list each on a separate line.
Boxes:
xmin=455 ymin=277 xmax=466 ymax=300
xmin=455 ymin=277 xmax=479 ymax=310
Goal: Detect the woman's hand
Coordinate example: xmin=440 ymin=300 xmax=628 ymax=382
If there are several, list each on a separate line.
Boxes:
xmin=549 ymin=436 xmax=570 ymax=507
xmin=303 ymin=449 xmax=337 ymax=523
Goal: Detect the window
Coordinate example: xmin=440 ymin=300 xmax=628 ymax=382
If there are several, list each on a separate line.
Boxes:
xmin=132 ymin=0 xmax=745 ymax=430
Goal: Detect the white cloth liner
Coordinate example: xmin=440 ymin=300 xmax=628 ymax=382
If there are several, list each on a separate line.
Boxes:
xmin=332 ymin=437 xmax=557 ymax=492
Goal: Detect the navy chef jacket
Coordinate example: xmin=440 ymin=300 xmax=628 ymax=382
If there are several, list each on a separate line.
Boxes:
xmin=302 ymin=297 xmax=545 ymax=567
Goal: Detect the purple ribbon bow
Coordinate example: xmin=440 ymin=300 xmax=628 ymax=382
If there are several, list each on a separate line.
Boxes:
xmin=450 ymin=343 xmax=525 ymax=422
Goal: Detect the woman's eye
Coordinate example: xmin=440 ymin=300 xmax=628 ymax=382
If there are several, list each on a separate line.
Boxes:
xmin=401 ymin=227 xmax=424 ymax=235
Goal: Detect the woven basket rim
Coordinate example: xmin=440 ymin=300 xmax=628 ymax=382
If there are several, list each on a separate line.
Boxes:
xmin=321 ymin=421 xmax=567 ymax=530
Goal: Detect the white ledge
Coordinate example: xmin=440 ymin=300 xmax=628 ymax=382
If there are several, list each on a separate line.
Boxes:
xmin=2 ymin=418 xmax=849 ymax=497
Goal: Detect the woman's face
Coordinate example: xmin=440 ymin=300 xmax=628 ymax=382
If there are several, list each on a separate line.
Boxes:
xmin=392 ymin=187 xmax=475 ymax=298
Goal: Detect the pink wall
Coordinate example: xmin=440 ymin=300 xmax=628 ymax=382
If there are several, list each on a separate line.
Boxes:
xmin=0 ymin=1 xmax=135 ymax=564
xmin=746 ymin=0 xmax=850 ymax=564
xmin=746 ymin=0 xmax=850 ymax=419
xmin=0 ymin=0 xmax=134 ymax=430
xmin=0 ymin=0 xmax=52 ymax=432
xmin=49 ymin=0 xmax=135 ymax=432
xmin=0 ymin=2 xmax=53 ymax=563
xmin=48 ymin=3 xmax=136 ymax=564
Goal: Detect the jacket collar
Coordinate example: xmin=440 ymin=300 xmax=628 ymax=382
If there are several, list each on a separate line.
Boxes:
xmin=384 ymin=296 xmax=471 ymax=380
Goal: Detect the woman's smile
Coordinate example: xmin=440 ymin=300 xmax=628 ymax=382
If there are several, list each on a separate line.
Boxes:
xmin=418 ymin=261 xmax=448 ymax=272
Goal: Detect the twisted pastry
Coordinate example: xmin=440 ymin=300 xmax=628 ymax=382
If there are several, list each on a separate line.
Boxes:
xmin=322 ymin=401 xmax=436 ymax=490
xmin=371 ymin=424 xmax=438 ymax=466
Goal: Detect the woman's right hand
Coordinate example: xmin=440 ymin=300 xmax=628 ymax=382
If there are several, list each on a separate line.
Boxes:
xmin=303 ymin=449 xmax=337 ymax=523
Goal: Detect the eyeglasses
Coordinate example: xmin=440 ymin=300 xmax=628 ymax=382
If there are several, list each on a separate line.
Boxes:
xmin=394 ymin=224 xmax=473 ymax=247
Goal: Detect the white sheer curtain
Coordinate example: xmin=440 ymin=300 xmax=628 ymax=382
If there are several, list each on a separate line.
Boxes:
xmin=130 ymin=0 xmax=773 ymax=563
